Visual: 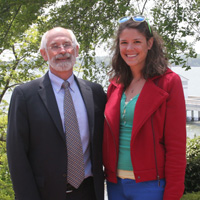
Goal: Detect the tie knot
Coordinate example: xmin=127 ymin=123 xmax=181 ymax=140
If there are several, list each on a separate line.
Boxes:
xmin=62 ymin=81 xmax=70 ymax=89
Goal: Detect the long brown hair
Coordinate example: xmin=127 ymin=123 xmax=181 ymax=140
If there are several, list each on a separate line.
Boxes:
xmin=110 ymin=19 xmax=168 ymax=89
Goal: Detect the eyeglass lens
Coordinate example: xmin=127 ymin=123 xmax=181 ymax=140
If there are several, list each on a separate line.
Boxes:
xmin=133 ymin=16 xmax=145 ymax=22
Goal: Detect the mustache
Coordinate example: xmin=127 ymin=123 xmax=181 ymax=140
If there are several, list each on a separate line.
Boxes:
xmin=55 ymin=53 xmax=71 ymax=59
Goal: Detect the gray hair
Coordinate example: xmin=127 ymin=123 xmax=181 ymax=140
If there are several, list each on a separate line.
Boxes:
xmin=39 ymin=27 xmax=80 ymax=50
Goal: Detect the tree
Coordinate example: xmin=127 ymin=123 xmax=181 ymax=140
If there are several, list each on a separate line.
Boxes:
xmin=151 ymin=0 xmax=200 ymax=70
xmin=0 ymin=0 xmax=58 ymax=103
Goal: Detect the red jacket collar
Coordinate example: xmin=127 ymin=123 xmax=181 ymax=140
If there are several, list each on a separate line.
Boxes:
xmin=105 ymin=70 xmax=170 ymax=143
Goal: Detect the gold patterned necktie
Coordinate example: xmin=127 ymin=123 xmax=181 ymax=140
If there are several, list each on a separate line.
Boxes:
xmin=62 ymin=81 xmax=85 ymax=189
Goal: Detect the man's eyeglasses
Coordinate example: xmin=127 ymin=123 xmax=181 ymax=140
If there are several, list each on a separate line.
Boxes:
xmin=49 ymin=43 xmax=73 ymax=52
xmin=119 ymin=15 xmax=152 ymax=35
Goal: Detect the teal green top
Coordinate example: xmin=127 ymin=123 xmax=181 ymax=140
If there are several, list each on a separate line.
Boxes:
xmin=117 ymin=92 xmax=139 ymax=171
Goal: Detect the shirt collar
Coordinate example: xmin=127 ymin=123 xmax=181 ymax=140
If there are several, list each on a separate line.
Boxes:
xmin=48 ymin=70 xmax=75 ymax=93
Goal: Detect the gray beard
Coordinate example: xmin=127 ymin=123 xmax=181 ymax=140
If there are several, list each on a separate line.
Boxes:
xmin=49 ymin=59 xmax=75 ymax=71
xmin=48 ymin=53 xmax=76 ymax=72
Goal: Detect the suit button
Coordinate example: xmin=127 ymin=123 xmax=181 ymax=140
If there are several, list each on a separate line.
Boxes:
xmin=138 ymin=176 xmax=140 ymax=179
xmin=63 ymin=173 xmax=67 ymax=177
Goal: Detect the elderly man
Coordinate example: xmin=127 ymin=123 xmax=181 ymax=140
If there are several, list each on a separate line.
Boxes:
xmin=7 ymin=27 xmax=106 ymax=200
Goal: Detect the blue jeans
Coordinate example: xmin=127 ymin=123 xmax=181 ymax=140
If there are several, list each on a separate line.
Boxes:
xmin=107 ymin=178 xmax=165 ymax=200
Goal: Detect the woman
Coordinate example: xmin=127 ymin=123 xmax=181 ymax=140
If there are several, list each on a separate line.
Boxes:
xmin=103 ymin=16 xmax=186 ymax=200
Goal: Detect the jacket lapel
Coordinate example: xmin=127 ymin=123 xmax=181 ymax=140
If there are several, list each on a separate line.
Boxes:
xmin=38 ymin=73 xmax=65 ymax=142
xmin=105 ymin=79 xmax=169 ymax=144
xmin=131 ymin=79 xmax=169 ymax=141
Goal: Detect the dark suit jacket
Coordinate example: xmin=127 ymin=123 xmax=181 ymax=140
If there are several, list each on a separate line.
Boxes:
xmin=6 ymin=72 xmax=106 ymax=200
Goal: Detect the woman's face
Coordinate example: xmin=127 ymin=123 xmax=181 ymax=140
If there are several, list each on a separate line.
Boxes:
xmin=119 ymin=28 xmax=153 ymax=71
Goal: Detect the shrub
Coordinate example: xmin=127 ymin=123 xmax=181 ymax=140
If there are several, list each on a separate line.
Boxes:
xmin=181 ymin=191 xmax=200 ymax=200
xmin=0 ymin=114 xmax=14 ymax=199
xmin=184 ymin=136 xmax=200 ymax=193
xmin=0 ymin=141 xmax=14 ymax=200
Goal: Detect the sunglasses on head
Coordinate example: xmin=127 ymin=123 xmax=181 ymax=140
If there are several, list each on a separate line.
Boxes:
xmin=118 ymin=15 xmax=152 ymax=35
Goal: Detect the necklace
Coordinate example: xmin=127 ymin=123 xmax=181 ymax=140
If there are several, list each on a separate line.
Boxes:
xmin=122 ymin=101 xmax=128 ymax=123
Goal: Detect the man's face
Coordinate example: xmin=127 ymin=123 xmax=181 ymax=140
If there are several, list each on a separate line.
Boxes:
xmin=42 ymin=29 xmax=79 ymax=73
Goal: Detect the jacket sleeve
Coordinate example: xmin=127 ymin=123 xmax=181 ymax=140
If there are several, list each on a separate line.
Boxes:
xmin=6 ymin=86 xmax=41 ymax=200
xmin=163 ymin=73 xmax=186 ymax=200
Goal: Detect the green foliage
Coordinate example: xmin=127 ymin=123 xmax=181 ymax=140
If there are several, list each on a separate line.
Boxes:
xmin=185 ymin=136 xmax=200 ymax=193
xmin=151 ymin=0 xmax=199 ymax=70
xmin=0 ymin=144 xmax=14 ymax=200
xmin=0 ymin=0 xmax=57 ymax=50
xmin=0 ymin=0 xmax=57 ymax=103
xmin=0 ymin=114 xmax=14 ymax=199
xmin=181 ymin=191 xmax=200 ymax=200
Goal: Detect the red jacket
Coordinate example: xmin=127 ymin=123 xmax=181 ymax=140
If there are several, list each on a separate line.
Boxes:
xmin=103 ymin=68 xmax=186 ymax=200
